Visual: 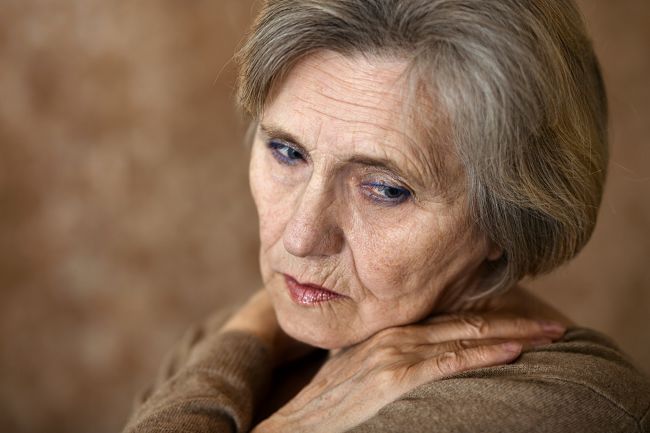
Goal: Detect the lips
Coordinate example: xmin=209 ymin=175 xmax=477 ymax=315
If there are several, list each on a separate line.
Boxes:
xmin=284 ymin=274 xmax=346 ymax=305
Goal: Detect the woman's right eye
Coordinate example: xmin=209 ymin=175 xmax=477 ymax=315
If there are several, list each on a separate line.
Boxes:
xmin=267 ymin=140 xmax=305 ymax=166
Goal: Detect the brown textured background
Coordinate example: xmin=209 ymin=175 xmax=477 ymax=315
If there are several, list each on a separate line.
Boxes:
xmin=0 ymin=1 xmax=648 ymax=432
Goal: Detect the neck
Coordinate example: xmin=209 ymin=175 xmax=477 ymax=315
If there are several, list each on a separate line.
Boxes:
xmin=430 ymin=268 xmax=503 ymax=314
xmin=437 ymin=284 xmax=573 ymax=326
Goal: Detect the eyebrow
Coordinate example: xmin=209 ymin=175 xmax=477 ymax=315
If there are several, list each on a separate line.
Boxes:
xmin=259 ymin=122 xmax=430 ymax=189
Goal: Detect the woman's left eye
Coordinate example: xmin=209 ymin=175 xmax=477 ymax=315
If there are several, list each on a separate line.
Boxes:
xmin=267 ymin=140 xmax=305 ymax=166
xmin=362 ymin=182 xmax=412 ymax=205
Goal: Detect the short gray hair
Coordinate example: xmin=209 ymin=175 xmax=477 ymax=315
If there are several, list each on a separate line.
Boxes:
xmin=236 ymin=0 xmax=608 ymax=296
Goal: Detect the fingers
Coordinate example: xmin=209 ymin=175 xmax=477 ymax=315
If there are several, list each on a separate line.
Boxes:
xmin=409 ymin=341 xmax=523 ymax=383
xmin=410 ymin=336 xmax=552 ymax=359
xmin=473 ymin=337 xmax=554 ymax=352
xmin=418 ymin=314 xmax=565 ymax=344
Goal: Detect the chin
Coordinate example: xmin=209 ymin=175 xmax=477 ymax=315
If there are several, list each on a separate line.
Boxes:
xmin=275 ymin=309 xmax=353 ymax=350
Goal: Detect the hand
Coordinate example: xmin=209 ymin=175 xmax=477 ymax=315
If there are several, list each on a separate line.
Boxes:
xmin=220 ymin=289 xmax=315 ymax=367
xmin=252 ymin=314 xmax=566 ymax=433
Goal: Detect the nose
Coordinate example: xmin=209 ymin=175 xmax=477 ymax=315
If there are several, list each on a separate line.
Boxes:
xmin=283 ymin=179 xmax=345 ymax=258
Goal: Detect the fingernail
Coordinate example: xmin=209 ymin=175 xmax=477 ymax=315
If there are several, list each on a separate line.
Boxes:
xmin=539 ymin=320 xmax=566 ymax=334
xmin=500 ymin=342 xmax=522 ymax=353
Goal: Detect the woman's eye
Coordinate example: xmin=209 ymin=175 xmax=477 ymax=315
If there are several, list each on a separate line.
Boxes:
xmin=362 ymin=182 xmax=412 ymax=205
xmin=267 ymin=140 xmax=305 ymax=165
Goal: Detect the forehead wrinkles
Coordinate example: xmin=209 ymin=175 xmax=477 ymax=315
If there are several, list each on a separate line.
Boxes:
xmin=294 ymin=95 xmax=438 ymax=192
xmin=267 ymin=51 xmax=459 ymax=196
xmin=292 ymin=52 xmax=407 ymax=125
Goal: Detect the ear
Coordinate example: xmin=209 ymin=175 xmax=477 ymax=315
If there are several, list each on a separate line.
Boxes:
xmin=486 ymin=241 xmax=504 ymax=261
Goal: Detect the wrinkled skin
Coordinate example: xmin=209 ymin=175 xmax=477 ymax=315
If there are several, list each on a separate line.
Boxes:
xmin=218 ymin=50 xmax=571 ymax=432
xmin=220 ymin=289 xmax=566 ymax=433
xmin=249 ymin=50 xmax=503 ymax=350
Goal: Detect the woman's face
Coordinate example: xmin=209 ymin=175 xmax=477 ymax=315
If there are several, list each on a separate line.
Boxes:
xmin=249 ymin=51 xmax=497 ymax=349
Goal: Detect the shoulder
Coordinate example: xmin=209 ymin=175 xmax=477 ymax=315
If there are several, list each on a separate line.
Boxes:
xmin=350 ymin=327 xmax=650 ymax=433
xmin=132 ymin=302 xmax=245 ymax=405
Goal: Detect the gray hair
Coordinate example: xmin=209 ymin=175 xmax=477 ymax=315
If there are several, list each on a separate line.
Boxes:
xmin=236 ymin=0 xmax=608 ymax=296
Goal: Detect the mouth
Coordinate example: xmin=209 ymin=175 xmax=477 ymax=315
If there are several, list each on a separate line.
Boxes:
xmin=283 ymin=274 xmax=347 ymax=306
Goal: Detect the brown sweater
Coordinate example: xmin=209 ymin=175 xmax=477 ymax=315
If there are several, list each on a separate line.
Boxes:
xmin=123 ymin=307 xmax=650 ymax=433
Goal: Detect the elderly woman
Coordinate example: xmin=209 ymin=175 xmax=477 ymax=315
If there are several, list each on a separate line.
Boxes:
xmin=124 ymin=1 xmax=650 ymax=432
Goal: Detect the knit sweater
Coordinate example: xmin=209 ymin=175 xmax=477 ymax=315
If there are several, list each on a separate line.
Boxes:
xmin=123 ymin=307 xmax=650 ymax=433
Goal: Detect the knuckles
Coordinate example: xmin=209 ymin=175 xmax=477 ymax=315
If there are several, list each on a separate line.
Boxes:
xmin=374 ymin=366 xmax=407 ymax=388
xmin=459 ymin=314 xmax=490 ymax=337
xmin=364 ymin=345 xmax=402 ymax=367
xmin=449 ymin=339 xmax=471 ymax=352
xmin=434 ymin=351 xmax=464 ymax=376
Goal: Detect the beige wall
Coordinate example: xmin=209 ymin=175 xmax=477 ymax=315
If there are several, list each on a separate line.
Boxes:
xmin=0 ymin=1 xmax=647 ymax=432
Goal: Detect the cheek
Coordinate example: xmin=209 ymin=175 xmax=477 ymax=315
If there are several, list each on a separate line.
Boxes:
xmin=254 ymin=195 xmax=286 ymax=248
xmin=349 ymin=209 xmax=468 ymax=301
xmin=250 ymin=147 xmax=284 ymax=262
xmin=249 ymin=142 xmax=301 ymax=278
xmin=349 ymin=218 xmax=429 ymax=298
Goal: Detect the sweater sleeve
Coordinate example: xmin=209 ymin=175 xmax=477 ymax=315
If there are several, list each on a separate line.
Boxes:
xmin=347 ymin=329 xmax=650 ymax=433
xmin=122 ymin=309 xmax=273 ymax=433
xmin=346 ymin=374 xmax=642 ymax=433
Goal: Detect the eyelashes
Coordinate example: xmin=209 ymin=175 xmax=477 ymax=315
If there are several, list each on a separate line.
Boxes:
xmin=268 ymin=140 xmax=305 ymax=165
xmin=265 ymin=139 xmax=413 ymax=206
xmin=361 ymin=182 xmax=412 ymax=205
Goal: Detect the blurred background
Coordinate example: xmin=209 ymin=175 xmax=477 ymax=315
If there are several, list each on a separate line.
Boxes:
xmin=0 ymin=1 xmax=648 ymax=432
